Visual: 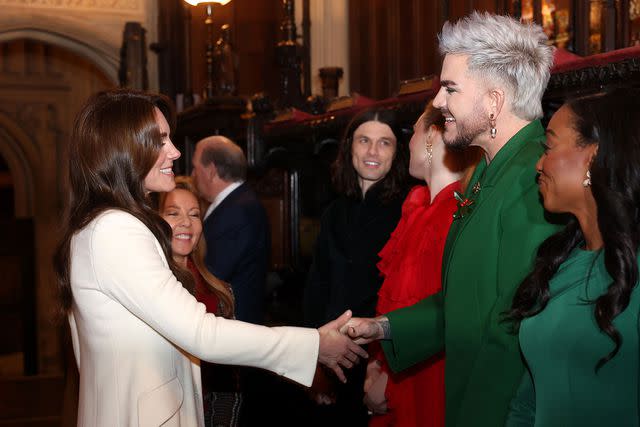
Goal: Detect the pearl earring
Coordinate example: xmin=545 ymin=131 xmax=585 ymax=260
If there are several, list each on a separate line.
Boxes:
xmin=489 ymin=113 xmax=497 ymax=139
xmin=582 ymin=170 xmax=591 ymax=187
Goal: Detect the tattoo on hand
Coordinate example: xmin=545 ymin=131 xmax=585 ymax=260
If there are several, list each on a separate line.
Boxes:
xmin=377 ymin=316 xmax=391 ymax=340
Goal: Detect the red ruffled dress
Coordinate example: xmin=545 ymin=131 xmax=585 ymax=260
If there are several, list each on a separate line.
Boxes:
xmin=370 ymin=182 xmax=460 ymax=427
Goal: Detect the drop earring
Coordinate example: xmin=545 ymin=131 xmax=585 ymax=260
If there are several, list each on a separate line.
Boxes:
xmin=489 ymin=113 xmax=497 ymax=139
xmin=582 ymin=170 xmax=591 ymax=187
xmin=425 ymin=139 xmax=433 ymax=166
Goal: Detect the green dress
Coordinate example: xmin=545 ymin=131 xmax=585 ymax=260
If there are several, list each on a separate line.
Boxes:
xmin=381 ymin=121 xmax=563 ymax=427
xmin=506 ymin=248 xmax=640 ymax=427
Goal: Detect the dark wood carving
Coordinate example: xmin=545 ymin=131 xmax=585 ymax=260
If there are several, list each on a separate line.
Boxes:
xmin=119 ymin=22 xmax=148 ymax=90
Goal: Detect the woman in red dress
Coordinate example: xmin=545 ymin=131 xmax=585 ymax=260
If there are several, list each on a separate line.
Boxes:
xmin=158 ymin=176 xmax=241 ymax=426
xmin=364 ymin=102 xmax=481 ymax=427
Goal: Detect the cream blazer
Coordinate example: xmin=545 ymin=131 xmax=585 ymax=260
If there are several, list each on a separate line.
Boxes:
xmin=69 ymin=210 xmax=319 ymax=427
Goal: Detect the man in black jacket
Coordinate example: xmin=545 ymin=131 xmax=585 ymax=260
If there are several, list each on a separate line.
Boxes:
xmin=303 ymin=108 xmax=409 ymax=426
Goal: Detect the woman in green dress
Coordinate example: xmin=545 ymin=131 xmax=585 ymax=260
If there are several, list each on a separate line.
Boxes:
xmin=505 ymin=88 xmax=640 ymax=426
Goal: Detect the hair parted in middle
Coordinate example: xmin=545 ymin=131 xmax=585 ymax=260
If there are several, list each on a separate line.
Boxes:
xmin=157 ymin=176 xmax=235 ymax=318
xmin=332 ymin=107 xmax=408 ymax=203
xmin=438 ymin=11 xmax=554 ymax=121
xmin=197 ymin=135 xmax=247 ymax=182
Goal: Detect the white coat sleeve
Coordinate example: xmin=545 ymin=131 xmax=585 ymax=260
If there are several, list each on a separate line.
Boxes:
xmin=89 ymin=211 xmax=319 ymax=386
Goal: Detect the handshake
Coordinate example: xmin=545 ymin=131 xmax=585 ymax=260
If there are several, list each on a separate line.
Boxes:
xmin=316 ymin=311 xmax=388 ymax=382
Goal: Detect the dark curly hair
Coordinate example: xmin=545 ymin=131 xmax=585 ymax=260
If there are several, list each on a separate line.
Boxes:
xmin=331 ymin=107 xmax=408 ymax=203
xmin=507 ymin=87 xmax=640 ymax=370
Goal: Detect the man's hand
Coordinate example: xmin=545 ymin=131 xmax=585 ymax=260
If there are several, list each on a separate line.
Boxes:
xmin=318 ymin=310 xmax=369 ymax=383
xmin=341 ymin=316 xmax=390 ymax=345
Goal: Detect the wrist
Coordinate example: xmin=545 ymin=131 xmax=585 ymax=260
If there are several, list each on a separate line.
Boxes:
xmin=375 ymin=316 xmax=391 ymax=340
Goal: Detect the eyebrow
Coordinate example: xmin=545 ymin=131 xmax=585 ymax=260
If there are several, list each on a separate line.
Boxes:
xmin=440 ymin=79 xmax=457 ymax=87
xmin=160 ymin=131 xmax=169 ymax=138
xmin=545 ymin=128 xmax=557 ymax=137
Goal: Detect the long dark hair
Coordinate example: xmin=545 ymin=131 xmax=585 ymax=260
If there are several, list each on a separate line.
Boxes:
xmin=54 ymin=89 xmax=194 ymax=315
xmin=332 ymin=108 xmax=408 ymax=203
xmin=507 ymin=88 xmax=640 ymax=370
xmin=157 ymin=176 xmax=235 ymax=318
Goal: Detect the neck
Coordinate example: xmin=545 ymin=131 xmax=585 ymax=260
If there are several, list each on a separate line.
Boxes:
xmin=173 ymin=254 xmax=188 ymax=268
xmin=359 ymin=179 xmax=375 ymax=197
xmin=575 ymin=196 xmax=603 ymax=251
xmin=481 ymin=117 xmax=531 ymax=163
xmin=426 ymin=168 xmax=461 ymax=203
xmin=211 ymin=179 xmax=233 ymax=202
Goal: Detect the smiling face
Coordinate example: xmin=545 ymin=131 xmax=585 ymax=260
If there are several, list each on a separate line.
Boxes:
xmin=432 ymin=54 xmax=491 ymax=150
xmin=160 ymin=188 xmax=202 ymax=265
xmin=143 ymin=107 xmax=181 ymax=193
xmin=536 ymin=105 xmax=597 ymax=215
xmin=350 ymin=120 xmax=397 ymax=194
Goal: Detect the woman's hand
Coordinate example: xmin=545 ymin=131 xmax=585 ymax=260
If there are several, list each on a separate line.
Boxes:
xmin=363 ymin=359 xmax=388 ymax=414
xmin=317 ymin=310 xmax=368 ymax=383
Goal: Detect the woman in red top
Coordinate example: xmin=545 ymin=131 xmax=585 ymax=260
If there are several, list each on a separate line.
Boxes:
xmin=364 ymin=102 xmax=481 ymax=427
xmin=158 ymin=176 xmax=241 ymax=426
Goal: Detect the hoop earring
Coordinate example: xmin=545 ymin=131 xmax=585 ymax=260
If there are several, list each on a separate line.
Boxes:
xmin=489 ymin=113 xmax=497 ymax=139
xmin=582 ymin=170 xmax=591 ymax=187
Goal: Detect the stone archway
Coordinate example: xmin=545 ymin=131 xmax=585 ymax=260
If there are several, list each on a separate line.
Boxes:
xmin=0 ymin=29 xmax=119 ymax=86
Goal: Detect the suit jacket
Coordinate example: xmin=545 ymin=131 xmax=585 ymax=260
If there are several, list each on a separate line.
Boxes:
xmin=381 ymin=121 xmax=562 ymax=427
xmin=202 ymin=183 xmax=269 ymax=324
xmin=69 ymin=210 xmax=318 ymax=427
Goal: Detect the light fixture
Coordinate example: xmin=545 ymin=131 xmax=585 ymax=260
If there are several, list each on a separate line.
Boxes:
xmin=182 ymin=0 xmax=231 ymax=5
xmin=182 ymin=0 xmax=233 ymax=99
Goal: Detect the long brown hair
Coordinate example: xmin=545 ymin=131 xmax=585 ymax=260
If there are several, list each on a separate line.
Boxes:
xmin=54 ymin=89 xmax=194 ymax=316
xmin=158 ymin=176 xmax=235 ymax=318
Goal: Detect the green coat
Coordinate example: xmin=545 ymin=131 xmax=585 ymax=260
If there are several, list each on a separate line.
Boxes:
xmin=381 ymin=121 xmax=562 ymax=427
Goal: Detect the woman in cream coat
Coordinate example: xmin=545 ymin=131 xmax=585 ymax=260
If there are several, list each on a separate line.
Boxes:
xmin=55 ymin=89 xmax=365 ymax=427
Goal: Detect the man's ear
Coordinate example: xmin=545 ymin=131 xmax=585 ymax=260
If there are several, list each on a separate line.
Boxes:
xmin=205 ymin=163 xmax=217 ymax=181
xmin=488 ymin=88 xmax=505 ymax=119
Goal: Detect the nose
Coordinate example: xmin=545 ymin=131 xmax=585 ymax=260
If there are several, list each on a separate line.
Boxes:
xmin=367 ymin=141 xmax=379 ymax=156
xmin=179 ymin=213 xmax=192 ymax=227
xmin=432 ymin=87 xmax=446 ymax=109
xmin=167 ymin=140 xmax=181 ymax=160
xmin=535 ymin=153 xmax=545 ymax=173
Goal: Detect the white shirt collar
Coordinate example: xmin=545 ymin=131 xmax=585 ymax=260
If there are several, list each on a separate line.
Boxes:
xmin=203 ymin=181 xmax=244 ymax=220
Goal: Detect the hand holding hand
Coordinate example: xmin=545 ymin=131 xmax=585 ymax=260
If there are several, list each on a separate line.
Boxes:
xmin=340 ymin=316 xmax=388 ymax=345
xmin=318 ymin=310 xmax=369 ymax=383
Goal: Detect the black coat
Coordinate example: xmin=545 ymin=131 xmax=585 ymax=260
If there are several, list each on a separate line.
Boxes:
xmin=303 ymin=185 xmax=404 ymax=328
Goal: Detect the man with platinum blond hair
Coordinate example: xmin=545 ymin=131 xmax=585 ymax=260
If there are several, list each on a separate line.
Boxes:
xmin=346 ymin=12 xmax=561 ymax=427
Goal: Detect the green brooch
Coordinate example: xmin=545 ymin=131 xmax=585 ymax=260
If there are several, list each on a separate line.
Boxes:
xmin=453 ymin=191 xmax=475 ymax=220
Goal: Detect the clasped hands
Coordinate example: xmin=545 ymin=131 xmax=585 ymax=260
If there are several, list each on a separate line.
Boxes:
xmin=316 ymin=314 xmax=388 ymax=407
xmin=317 ymin=313 xmax=387 ymax=382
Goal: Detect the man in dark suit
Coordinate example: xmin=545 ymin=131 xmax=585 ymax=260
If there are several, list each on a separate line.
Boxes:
xmin=192 ymin=135 xmax=269 ymax=325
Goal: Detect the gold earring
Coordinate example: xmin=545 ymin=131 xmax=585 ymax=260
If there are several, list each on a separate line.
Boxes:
xmin=582 ymin=170 xmax=591 ymax=187
xmin=425 ymin=139 xmax=433 ymax=166
xmin=489 ymin=113 xmax=497 ymax=139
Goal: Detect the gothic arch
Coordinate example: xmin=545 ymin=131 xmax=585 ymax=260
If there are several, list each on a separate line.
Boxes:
xmin=0 ymin=28 xmax=119 ymax=85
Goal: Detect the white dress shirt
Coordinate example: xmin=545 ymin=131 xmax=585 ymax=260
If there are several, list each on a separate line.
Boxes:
xmin=203 ymin=181 xmax=244 ymax=221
